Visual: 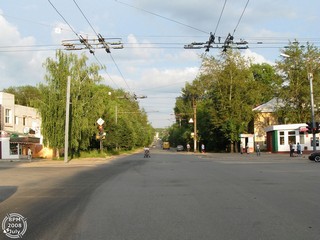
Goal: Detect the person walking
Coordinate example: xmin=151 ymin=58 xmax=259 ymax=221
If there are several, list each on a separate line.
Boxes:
xmin=186 ymin=143 xmax=190 ymax=152
xmin=201 ymin=144 xmax=205 ymax=153
xmin=289 ymin=142 xmax=294 ymax=157
xmin=27 ymin=147 xmax=32 ymax=162
xmin=256 ymin=143 xmax=261 ymax=156
xmin=296 ymin=142 xmax=302 ymax=156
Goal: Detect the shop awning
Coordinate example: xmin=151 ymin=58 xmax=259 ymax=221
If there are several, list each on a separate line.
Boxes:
xmin=10 ymin=136 xmax=40 ymax=144
xmin=299 ymin=127 xmax=308 ymax=132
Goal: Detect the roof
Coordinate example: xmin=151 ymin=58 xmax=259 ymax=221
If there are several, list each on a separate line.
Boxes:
xmin=265 ymin=123 xmax=307 ymax=132
xmin=10 ymin=136 xmax=40 ymax=144
xmin=253 ymin=98 xmax=284 ymax=113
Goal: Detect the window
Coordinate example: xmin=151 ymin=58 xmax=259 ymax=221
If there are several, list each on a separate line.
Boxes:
xmin=5 ymin=109 xmax=12 ymax=124
xmin=288 ymin=131 xmax=296 ymax=145
xmin=23 ymin=117 xmax=26 ymax=126
xmin=14 ymin=116 xmax=19 ymax=125
xmin=279 ymin=131 xmax=285 ymax=145
xmin=10 ymin=143 xmax=18 ymax=155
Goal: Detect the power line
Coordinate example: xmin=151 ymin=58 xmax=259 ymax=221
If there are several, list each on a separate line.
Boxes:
xmin=115 ymin=0 xmax=209 ymax=34
xmin=72 ymin=0 xmax=131 ymax=92
xmin=47 ymin=0 xmax=79 ymax=37
xmin=204 ymin=0 xmax=228 ymax=52
xmin=92 ymin=55 xmax=120 ymax=89
xmin=72 ymin=0 xmax=99 ymax=36
xmin=232 ymin=0 xmax=250 ymax=36
xmin=1 ymin=37 xmax=320 ymax=53
xmin=48 ymin=0 xmax=128 ymax=90
xmin=109 ymin=54 xmax=132 ymax=92
xmin=213 ymin=0 xmax=228 ymax=36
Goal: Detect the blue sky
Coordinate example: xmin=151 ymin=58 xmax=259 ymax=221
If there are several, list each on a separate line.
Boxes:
xmin=1 ymin=0 xmax=319 ymax=128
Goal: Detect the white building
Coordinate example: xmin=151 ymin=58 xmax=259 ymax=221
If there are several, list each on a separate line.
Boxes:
xmin=265 ymin=123 xmax=319 ymax=153
xmin=0 ymin=92 xmax=42 ymax=160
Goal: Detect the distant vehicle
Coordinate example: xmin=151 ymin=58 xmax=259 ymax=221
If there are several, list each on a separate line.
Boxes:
xmin=144 ymin=148 xmax=150 ymax=158
xmin=163 ymin=142 xmax=170 ymax=150
xmin=176 ymin=145 xmax=184 ymax=151
xmin=308 ymin=151 xmax=320 ymax=162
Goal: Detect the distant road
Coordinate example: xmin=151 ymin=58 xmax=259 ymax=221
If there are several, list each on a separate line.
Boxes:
xmin=1 ymin=150 xmax=320 ymax=240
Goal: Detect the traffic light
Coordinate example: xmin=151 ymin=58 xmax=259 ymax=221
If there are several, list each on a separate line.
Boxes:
xmin=306 ymin=122 xmax=313 ymax=133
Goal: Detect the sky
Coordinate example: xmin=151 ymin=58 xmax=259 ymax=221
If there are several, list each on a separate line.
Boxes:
xmin=1 ymin=0 xmax=319 ymax=128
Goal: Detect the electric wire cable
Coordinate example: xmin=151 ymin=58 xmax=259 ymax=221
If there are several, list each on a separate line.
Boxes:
xmin=232 ymin=0 xmax=250 ymax=36
xmin=72 ymin=0 xmax=132 ymax=93
xmin=72 ymin=0 xmax=99 ymax=36
xmin=109 ymin=54 xmax=132 ymax=92
xmin=93 ymin=54 xmax=120 ymax=89
xmin=213 ymin=0 xmax=228 ymax=36
xmin=47 ymin=0 xmax=79 ymax=38
xmin=115 ymin=0 xmax=209 ymax=34
xmin=48 ymin=0 xmax=124 ymax=89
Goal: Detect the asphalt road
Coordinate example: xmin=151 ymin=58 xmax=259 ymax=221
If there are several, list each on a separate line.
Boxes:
xmin=0 ymin=150 xmax=320 ymax=240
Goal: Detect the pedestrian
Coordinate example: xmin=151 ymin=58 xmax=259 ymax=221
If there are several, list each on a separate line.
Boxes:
xmin=256 ymin=143 xmax=260 ymax=156
xmin=240 ymin=142 xmax=243 ymax=154
xmin=186 ymin=143 xmax=190 ymax=152
xmin=201 ymin=144 xmax=205 ymax=153
xmin=289 ymin=142 xmax=294 ymax=157
xmin=296 ymin=142 xmax=302 ymax=156
xmin=246 ymin=143 xmax=249 ymax=154
xmin=27 ymin=147 xmax=32 ymax=162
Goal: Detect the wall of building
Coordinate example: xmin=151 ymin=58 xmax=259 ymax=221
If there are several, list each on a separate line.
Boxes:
xmin=1 ymin=138 xmax=20 ymax=160
xmin=254 ymin=112 xmax=278 ymax=148
xmin=265 ymin=124 xmax=318 ymax=153
xmin=0 ymin=92 xmax=43 ymax=159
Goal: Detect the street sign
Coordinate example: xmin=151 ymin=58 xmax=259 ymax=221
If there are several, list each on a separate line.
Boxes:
xmin=97 ymin=118 xmax=105 ymax=126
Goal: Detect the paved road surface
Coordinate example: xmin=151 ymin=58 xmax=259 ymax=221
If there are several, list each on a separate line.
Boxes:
xmin=0 ymin=151 xmax=319 ymax=240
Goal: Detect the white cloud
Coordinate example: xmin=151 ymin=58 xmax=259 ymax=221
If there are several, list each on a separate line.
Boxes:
xmin=242 ymin=49 xmax=273 ymax=65
xmin=0 ymin=14 xmax=45 ymax=88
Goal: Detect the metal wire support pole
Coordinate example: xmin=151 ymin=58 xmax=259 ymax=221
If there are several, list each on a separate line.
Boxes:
xmin=64 ymin=76 xmax=71 ymax=163
xmin=309 ymin=73 xmax=316 ymax=151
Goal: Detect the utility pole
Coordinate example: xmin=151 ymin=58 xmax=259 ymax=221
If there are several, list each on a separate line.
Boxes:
xmin=193 ymin=97 xmax=197 ymax=153
xmin=64 ymin=76 xmax=71 ymax=163
xmin=309 ymin=73 xmax=316 ymax=151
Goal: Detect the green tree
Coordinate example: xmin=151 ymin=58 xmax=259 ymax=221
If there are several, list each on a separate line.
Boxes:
xmin=4 ymin=85 xmax=41 ymax=107
xmin=103 ymin=88 xmax=154 ymax=151
xmin=250 ymin=63 xmax=282 ymax=104
xmin=36 ymin=50 xmax=103 ymax=157
xmin=173 ymin=50 xmax=264 ymax=152
xmin=276 ymin=41 xmax=320 ymax=123
xmin=205 ymin=51 xmax=261 ymax=152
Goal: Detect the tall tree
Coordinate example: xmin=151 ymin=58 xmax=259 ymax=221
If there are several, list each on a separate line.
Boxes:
xmin=36 ymin=50 xmax=103 ymax=157
xmin=276 ymin=41 xmax=320 ymax=123
xmin=4 ymin=85 xmax=40 ymax=107
xmin=206 ymin=51 xmax=261 ymax=152
xmin=250 ymin=63 xmax=282 ymax=104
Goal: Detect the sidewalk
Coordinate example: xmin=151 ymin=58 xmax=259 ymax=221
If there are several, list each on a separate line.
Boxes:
xmin=197 ymin=151 xmax=309 ymax=162
xmin=0 ymin=156 xmax=119 ymax=168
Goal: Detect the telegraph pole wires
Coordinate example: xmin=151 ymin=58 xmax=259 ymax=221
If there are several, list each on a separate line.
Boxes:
xmin=71 ymin=0 xmax=132 ymax=93
xmin=184 ymin=0 xmax=250 ymax=53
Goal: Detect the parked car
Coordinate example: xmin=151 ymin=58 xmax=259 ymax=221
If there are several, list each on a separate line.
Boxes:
xmin=176 ymin=145 xmax=184 ymax=151
xmin=308 ymin=151 xmax=320 ymax=162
